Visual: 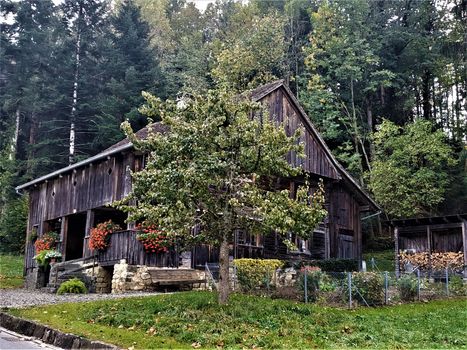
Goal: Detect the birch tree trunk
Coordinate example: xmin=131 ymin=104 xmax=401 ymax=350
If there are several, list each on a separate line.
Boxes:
xmin=9 ymin=108 xmax=20 ymax=161
xmin=69 ymin=7 xmax=82 ymax=165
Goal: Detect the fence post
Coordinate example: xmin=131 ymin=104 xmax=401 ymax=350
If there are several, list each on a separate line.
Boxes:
xmin=417 ymin=269 xmax=421 ymax=301
xmin=304 ymin=271 xmax=308 ymax=303
xmin=445 ymin=266 xmax=449 ymax=297
xmin=266 ymin=270 xmax=270 ymax=292
xmin=384 ymin=271 xmax=388 ymax=304
xmin=347 ymin=272 xmax=352 ymax=308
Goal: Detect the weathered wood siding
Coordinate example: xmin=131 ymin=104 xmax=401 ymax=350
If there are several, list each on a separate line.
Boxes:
xmin=98 ymin=230 xmax=178 ymax=267
xmin=25 ymin=153 xmax=138 ymax=270
xmin=258 ymin=88 xmax=339 ymax=180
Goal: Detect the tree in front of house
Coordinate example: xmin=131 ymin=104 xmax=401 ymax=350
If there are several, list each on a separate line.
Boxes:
xmin=367 ymin=119 xmax=456 ymax=218
xmin=117 ymin=90 xmax=327 ymax=304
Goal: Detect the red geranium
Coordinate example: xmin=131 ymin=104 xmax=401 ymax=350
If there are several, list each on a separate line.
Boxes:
xmin=89 ymin=220 xmax=121 ymax=251
xmin=136 ymin=224 xmax=173 ymax=254
xmin=35 ymin=232 xmax=59 ymax=253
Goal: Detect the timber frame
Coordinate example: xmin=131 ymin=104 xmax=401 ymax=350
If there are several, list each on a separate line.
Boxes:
xmin=17 ymin=80 xmax=380 ymax=290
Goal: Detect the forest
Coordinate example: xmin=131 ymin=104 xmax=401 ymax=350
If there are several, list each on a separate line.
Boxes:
xmin=0 ymin=0 xmax=466 ymax=253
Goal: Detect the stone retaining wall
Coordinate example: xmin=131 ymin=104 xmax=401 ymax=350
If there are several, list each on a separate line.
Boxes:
xmin=0 ymin=313 xmax=119 ymax=349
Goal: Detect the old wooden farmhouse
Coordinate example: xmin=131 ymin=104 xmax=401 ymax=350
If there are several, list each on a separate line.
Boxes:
xmin=17 ymin=80 xmax=379 ymax=292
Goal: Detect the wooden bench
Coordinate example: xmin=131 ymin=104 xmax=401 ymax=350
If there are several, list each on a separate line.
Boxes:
xmin=148 ymin=269 xmax=206 ymax=287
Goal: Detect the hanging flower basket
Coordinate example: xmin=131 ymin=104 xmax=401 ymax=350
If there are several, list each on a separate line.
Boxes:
xmin=136 ymin=224 xmax=174 ymax=254
xmin=34 ymin=231 xmax=59 ymax=253
xmin=89 ymin=220 xmax=121 ymax=251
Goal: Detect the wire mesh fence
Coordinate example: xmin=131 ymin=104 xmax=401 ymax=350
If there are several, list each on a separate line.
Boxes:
xmin=231 ymin=266 xmax=467 ymax=308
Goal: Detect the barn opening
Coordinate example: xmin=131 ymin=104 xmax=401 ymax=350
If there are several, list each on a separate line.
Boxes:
xmin=65 ymin=212 xmax=87 ymax=261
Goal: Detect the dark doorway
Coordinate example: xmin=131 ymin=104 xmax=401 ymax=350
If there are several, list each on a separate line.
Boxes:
xmin=65 ymin=212 xmax=87 ymax=261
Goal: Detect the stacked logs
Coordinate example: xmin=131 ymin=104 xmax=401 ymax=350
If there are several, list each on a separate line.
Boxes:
xmin=399 ymin=251 xmax=464 ymax=271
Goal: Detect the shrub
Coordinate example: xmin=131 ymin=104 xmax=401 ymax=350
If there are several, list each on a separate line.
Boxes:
xmin=449 ymin=276 xmax=467 ymax=296
xmin=398 ymin=275 xmax=418 ymax=301
xmin=57 ymin=278 xmax=87 ymax=295
xmin=298 ymin=266 xmax=335 ymax=302
xmin=350 ymin=272 xmax=384 ymax=306
xmin=234 ymin=258 xmax=283 ymax=291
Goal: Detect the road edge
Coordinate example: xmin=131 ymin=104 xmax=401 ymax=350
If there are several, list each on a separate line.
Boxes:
xmin=0 ymin=312 xmax=120 ymax=350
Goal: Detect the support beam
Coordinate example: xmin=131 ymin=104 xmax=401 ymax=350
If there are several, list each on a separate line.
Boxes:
xmin=427 ymin=225 xmax=432 ymax=278
xmin=394 ymin=226 xmax=399 ymax=278
xmin=84 ymin=209 xmax=94 ymax=257
xmin=60 ymin=217 xmax=68 ymax=261
xmin=462 ymin=220 xmax=467 ymax=279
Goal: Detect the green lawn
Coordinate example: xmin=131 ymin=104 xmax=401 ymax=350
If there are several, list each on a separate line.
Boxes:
xmin=0 ymin=254 xmax=24 ymax=289
xmin=9 ymin=292 xmax=467 ymax=349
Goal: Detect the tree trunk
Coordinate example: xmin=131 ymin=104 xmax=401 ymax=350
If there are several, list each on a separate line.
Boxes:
xmin=422 ymin=70 xmax=432 ymax=120
xmin=9 ymin=108 xmax=20 ymax=161
xmin=26 ymin=111 xmax=38 ymax=177
xmin=218 ymin=234 xmax=230 ymax=304
xmin=69 ymin=7 xmax=82 ymax=165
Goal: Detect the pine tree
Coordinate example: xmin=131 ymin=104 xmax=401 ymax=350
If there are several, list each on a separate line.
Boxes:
xmin=95 ymin=0 xmax=166 ymax=150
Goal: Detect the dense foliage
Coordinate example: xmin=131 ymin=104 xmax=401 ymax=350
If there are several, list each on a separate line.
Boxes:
xmin=1 ymin=0 xmax=466 ymax=253
xmin=234 ymin=258 xmax=283 ymax=291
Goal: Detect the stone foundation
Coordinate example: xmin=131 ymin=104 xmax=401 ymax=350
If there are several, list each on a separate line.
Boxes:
xmin=24 ymin=267 xmax=46 ymax=289
xmin=111 ymin=260 xmax=153 ymax=293
xmin=111 ymin=260 xmax=206 ymax=293
xmin=94 ymin=266 xmax=113 ymax=294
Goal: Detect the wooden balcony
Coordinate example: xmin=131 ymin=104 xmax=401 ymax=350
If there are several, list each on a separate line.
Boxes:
xmin=97 ymin=230 xmax=179 ymax=267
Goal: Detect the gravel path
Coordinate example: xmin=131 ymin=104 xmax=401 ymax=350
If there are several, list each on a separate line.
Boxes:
xmin=0 ymin=288 xmax=163 ymax=309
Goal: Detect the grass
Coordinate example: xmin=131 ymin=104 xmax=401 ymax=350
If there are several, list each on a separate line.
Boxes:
xmin=363 ymin=250 xmax=394 ymax=272
xmin=0 ymin=254 xmax=24 ymax=289
xmin=9 ymin=291 xmax=467 ymax=349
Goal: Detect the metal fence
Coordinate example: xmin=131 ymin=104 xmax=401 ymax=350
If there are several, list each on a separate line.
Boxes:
xmin=232 ymin=267 xmax=467 ymax=308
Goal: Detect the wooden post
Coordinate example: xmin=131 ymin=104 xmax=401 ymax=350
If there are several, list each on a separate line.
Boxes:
xmin=60 ymin=217 xmax=68 ymax=261
xmin=427 ymin=225 xmax=432 ymax=277
xmin=84 ymin=209 xmax=94 ymax=257
xmin=324 ymin=226 xmax=330 ymax=259
xmin=394 ymin=226 xmax=399 ymax=278
xmin=462 ymin=220 xmax=467 ymax=279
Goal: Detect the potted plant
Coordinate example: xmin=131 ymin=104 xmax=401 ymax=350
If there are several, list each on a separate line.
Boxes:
xmin=45 ymin=250 xmax=62 ymax=264
xmin=33 ymin=249 xmax=62 ymax=267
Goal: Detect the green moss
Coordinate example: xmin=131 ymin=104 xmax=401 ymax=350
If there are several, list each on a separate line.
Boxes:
xmin=8 ymin=292 xmax=467 ymax=349
xmin=0 ymin=254 xmax=24 ymax=289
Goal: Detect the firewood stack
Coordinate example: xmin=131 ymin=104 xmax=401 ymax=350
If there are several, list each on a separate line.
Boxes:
xmin=399 ymin=251 xmax=464 ymax=271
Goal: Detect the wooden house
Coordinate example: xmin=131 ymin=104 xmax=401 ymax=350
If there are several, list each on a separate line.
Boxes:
xmin=16 ymin=81 xmax=379 ymax=290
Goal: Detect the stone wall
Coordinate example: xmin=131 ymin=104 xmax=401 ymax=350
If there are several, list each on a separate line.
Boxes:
xmin=111 ymin=260 xmax=153 ymax=293
xmin=111 ymin=260 xmax=206 ymax=293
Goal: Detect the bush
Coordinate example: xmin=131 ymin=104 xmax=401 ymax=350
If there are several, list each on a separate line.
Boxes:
xmin=298 ymin=266 xmax=335 ymax=302
xmin=398 ymin=275 xmax=418 ymax=301
xmin=234 ymin=258 xmax=283 ymax=291
xmin=350 ymin=272 xmax=384 ymax=306
xmin=57 ymin=278 xmax=87 ymax=295
xmin=449 ymin=276 xmax=467 ymax=296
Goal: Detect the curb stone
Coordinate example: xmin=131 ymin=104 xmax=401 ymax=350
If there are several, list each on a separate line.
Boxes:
xmin=0 ymin=312 xmax=119 ymax=350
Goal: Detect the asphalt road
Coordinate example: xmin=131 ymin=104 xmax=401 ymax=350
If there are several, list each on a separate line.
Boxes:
xmin=0 ymin=327 xmax=59 ymax=350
